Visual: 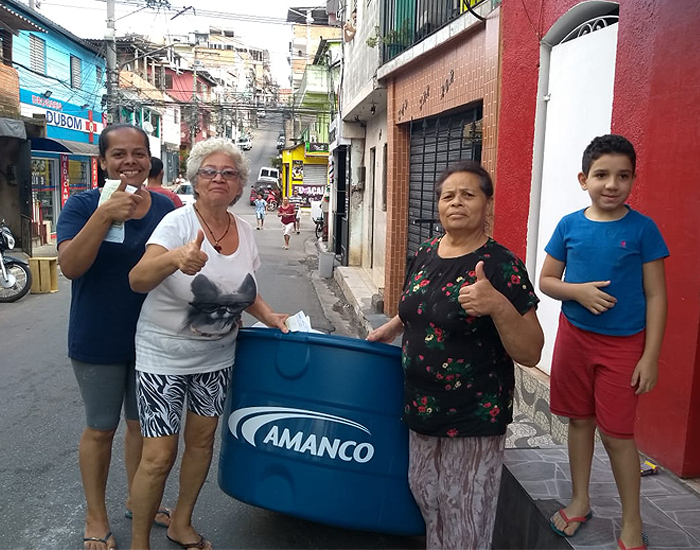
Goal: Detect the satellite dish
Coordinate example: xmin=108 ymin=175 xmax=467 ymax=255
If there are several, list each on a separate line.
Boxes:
xmin=142 ymin=121 xmax=154 ymax=133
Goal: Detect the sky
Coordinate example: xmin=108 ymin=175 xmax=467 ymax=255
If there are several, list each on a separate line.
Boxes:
xmin=35 ymin=0 xmax=306 ymax=86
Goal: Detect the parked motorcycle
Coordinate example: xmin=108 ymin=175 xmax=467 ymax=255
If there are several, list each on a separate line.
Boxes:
xmin=0 ymin=220 xmax=32 ymax=303
xmin=265 ymin=188 xmax=279 ymax=211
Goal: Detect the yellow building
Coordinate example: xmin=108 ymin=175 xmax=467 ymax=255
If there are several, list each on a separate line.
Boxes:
xmin=281 ymin=142 xmax=329 ymax=207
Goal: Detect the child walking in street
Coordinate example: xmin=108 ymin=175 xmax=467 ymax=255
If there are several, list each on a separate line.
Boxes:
xmin=540 ymin=135 xmax=668 ymax=550
xmin=254 ymin=193 xmax=267 ymax=230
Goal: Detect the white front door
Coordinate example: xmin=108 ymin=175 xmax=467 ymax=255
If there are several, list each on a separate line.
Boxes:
xmin=533 ymin=23 xmax=619 ymax=373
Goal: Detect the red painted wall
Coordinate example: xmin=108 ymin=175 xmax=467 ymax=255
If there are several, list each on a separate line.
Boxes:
xmin=496 ymin=0 xmax=700 ymax=476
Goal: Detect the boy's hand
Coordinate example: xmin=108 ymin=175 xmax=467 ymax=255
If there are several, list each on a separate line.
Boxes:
xmin=458 ymin=261 xmax=505 ymax=317
xmin=631 ymin=355 xmax=658 ymax=395
xmin=575 ymin=281 xmax=617 ymax=314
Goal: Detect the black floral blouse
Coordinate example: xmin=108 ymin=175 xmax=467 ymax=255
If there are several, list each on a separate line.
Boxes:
xmin=398 ymin=236 xmax=539 ymax=438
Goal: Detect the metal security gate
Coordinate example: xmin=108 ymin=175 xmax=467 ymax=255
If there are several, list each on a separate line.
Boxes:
xmin=303 ymin=164 xmax=327 ymax=186
xmin=333 ymin=146 xmax=349 ymax=263
xmin=407 ymin=106 xmax=483 ymax=260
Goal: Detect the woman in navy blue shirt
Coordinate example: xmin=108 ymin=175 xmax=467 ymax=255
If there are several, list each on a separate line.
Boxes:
xmin=57 ymin=123 xmax=174 ymax=550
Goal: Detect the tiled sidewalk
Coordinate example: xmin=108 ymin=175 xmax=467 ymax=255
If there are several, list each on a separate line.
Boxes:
xmin=505 ymin=446 xmax=700 ymax=549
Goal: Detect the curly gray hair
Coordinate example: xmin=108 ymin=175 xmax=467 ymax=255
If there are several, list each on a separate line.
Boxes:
xmin=186 ymin=138 xmax=250 ymax=201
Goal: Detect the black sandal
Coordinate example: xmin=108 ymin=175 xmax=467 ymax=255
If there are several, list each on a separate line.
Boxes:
xmin=83 ymin=531 xmax=115 ymax=549
xmin=166 ymin=533 xmax=210 ymax=549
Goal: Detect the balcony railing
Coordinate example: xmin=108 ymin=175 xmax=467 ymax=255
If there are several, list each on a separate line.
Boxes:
xmin=381 ymin=0 xmax=489 ymax=62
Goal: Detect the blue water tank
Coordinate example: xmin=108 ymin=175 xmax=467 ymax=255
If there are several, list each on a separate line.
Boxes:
xmin=218 ymin=328 xmax=425 ymax=536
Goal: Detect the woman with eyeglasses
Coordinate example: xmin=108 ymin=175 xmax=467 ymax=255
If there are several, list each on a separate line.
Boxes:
xmin=128 ymin=138 xmax=289 ymax=550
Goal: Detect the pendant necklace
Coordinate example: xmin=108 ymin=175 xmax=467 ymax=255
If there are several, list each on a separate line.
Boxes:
xmin=193 ymin=203 xmax=231 ymax=253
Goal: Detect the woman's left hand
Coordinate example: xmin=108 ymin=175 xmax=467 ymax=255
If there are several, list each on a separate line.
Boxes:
xmin=265 ymin=312 xmax=290 ymax=333
xmin=458 ymin=261 xmax=505 ymax=317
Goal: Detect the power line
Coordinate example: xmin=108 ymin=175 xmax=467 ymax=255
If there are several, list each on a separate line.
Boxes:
xmin=41 ymin=0 xmax=291 ymax=25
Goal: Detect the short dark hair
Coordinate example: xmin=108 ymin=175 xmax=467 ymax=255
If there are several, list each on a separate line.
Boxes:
xmin=149 ymin=156 xmax=163 ymax=178
xmin=582 ymin=134 xmax=636 ymax=175
xmin=434 ymin=160 xmax=494 ymax=200
xmin=98 ymin=123 xmax=150 ymax=158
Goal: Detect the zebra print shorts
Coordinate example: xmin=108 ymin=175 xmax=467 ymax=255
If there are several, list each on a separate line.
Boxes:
xmin=136 ymin=367 xmax=233 ymax=438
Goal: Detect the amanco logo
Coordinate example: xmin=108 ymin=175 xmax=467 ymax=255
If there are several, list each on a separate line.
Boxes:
xmin=228 ymin=406 xmax=375 ymax=464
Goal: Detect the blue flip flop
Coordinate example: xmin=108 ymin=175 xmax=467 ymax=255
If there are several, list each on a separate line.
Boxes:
xmin=550 ymin=509 xmax=593 ymax=537
xmin=124 ymin=507 xmax=171 ymax=528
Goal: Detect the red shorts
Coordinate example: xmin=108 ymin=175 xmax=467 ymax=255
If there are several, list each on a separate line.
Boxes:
xmin=549 ymin=314 xmax=645 ymax=439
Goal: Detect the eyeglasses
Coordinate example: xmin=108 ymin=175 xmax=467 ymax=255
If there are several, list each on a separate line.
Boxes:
xmin=197 ymin=167 xmax=241 ymax=181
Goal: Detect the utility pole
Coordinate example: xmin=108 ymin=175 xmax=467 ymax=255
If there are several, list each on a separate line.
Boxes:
xmin=105 ymin=0 xmax=119 ymax=123
xmin=190 ymin=46 xmax=199 ymax=146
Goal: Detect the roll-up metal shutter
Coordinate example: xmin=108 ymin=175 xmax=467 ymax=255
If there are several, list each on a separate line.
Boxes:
xmin=407 ymin=106 xmax=483 ymax=261
xmin=303 ymin=164 xmax=328 ymax=186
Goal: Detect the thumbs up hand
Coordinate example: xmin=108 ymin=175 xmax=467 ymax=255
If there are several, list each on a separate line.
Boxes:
xmin=177 ymin=229 xmax=209 ymax=275
xmin=100 ymin=176 xmax=143 ymax=222
xmin=458 ymin=261 xmax=504 ymax=318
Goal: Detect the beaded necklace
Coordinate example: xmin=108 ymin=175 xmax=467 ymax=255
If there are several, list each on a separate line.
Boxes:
xmin=193 ymin=203 xmax=231 ymax=253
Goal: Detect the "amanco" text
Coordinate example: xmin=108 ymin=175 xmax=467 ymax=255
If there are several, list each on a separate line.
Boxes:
xmin=262 ymin=426 xmax=375 ymax=463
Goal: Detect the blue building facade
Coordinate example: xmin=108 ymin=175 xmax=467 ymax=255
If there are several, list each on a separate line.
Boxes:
xmin=7 ymin=0 xmax=106 ymax=231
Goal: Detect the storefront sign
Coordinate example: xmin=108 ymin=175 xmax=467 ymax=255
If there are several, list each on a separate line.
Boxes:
xmin=31 ymin=94 xmax=63 ymax=111
xmin=293 ymin=184 xmax=325 ymax=200
xmin=291 ymin=184 xmax=325 ymax=208
xmin=20 ymin=90 xmax=103 ymax=138
xmin=60 ymin=154 xmax=70 ymax=206
xmin=305 ymin=142 xmax=329 ymax=155
xmin=45 ymin=110 xmax=93 ymax=132
xmin=91 ymin=157 xmax=99 ymax=189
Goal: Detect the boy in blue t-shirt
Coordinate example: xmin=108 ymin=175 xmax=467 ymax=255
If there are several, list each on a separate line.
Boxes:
xmin=253 ymin=193 xmax=267 ymax=230
xmin=540 ymin=135 xmax=668 ymax=550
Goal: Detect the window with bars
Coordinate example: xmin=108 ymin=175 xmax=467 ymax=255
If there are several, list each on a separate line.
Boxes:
xmin=406 ymin=106 xmax=483 ymax=259
xmin=29 ymin=35 xmax=46 ymax=74
xmin=70 ymin=55 xmax=81 ymax=88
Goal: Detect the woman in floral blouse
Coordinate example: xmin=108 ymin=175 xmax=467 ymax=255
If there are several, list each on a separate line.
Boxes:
xmin=368 ymin=161 xmax=544 ymax=550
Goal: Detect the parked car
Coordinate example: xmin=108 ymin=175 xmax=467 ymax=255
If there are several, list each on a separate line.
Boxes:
xmin=173 ymin=183 xmax=195 ymax=206
xmin=237 ymin=136 xmax=252 ymax=150
xmin=256 ymin=109 xmax=266 ymax=118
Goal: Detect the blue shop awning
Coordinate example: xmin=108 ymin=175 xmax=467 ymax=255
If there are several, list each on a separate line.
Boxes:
xmin=30 ymin=137 xmax=98 ymax=156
